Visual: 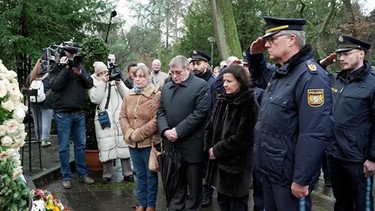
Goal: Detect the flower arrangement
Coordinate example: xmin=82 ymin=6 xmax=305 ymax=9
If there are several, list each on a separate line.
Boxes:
xmin=0 ymin=59 xmax=30 ymax=210
xmin=31 ymin=189 xmax=71 ymax=211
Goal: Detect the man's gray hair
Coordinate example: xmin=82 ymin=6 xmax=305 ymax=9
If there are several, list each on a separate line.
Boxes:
xmin=284 ymin=30 xmax=306 ymax=48
xmin=169 ymin=55 xmax=189 ymax=69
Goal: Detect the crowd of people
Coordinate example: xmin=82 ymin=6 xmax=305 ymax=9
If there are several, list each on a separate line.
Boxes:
xmin=24 ymin=15 xmax=375 ymax=211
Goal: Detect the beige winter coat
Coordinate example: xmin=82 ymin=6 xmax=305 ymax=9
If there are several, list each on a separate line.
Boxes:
xmin=119 ymin=84 xmax=162 ymax=148
xmin=88 ymin=75 xmax=130 ymax=162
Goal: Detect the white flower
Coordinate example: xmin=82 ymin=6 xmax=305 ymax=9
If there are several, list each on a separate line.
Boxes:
xmin=1 ymin=136 xmax=13 ymax=146
xmin=7 ymin=82 xmax=20 ymax=96
xmin=0 ymin=125 xmax=6 ymax=136
xmin=2 ymin=100 xmax=14 ymax=111
xmin=17 ymin=123 xmax=25 ymax=132
xmin=12 ymin=166 xmax=23 ymax=180
xmin=5 ymin=71 xmax=17 ymax=80
xmin=12 ymin=136 xmax=25 ymax=149
xmin=0 ymin=82 xmax=6 ymax=98
xmin=0 ymin=148 xmax=15 ymax=160
xmin=5 ymin=119 xmax=19 ymax=133
xmin=12 ymin=104 xmax=27 ymax=121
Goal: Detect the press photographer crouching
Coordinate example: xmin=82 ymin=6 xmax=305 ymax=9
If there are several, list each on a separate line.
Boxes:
xmin=88 ymin=61 xmax=134 ymax=184
xmin=49 ymin=41 xmax=96 ymax=189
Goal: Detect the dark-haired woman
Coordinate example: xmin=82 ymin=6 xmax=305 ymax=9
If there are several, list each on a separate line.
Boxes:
xmin=204 ymin=64 xmax=259 ymax=211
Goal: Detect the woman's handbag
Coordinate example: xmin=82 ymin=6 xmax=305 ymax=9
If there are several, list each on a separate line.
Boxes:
xmin=98 ymin=84 xmax=111 ymax=129
xmin=149 ymin=141 xmax=161 ymax=172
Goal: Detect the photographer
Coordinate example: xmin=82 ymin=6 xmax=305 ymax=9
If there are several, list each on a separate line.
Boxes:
xmin=88 ymin=61 xmax=134 ymax=184
xmin=108 ymin=54 xmax=125 ymax=83
xmin=49 ymin=43 xmax=95 ymax=189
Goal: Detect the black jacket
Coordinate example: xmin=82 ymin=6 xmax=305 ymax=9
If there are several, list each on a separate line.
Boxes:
xmin=49 ymin=65 xmax=93 ymax=112
xmin=157 ymin=72 xmax=210 ymax=163
xmin=327 ymin=61 xmax=375 ymax=162
xmin=204 ymin=88 xmax=258 ymax=197
xmin=250 ymin=45 xmax=333 ymax=187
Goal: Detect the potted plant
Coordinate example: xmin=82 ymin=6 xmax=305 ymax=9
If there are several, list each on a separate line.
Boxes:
xmin=80 ymin=36 xmax=109 ymax=170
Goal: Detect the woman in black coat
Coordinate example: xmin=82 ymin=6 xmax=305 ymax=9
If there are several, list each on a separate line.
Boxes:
xmin=204 ymin=64 xmax=259 ymax=211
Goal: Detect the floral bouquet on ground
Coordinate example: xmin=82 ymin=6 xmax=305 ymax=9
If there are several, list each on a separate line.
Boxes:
xmin=31 ymin=189 xmax=71 ymax=211
xmin=0 ymin=59 xmax=30 ymax=210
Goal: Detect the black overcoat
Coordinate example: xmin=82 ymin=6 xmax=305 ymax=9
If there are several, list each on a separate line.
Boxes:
xmin=157 ymin=72 xmax=210 ymax=163
xmin=204 ymin=88 xmax=259 ymax=197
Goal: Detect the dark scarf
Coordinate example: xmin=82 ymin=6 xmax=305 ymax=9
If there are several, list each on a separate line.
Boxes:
xmin=222 ymin=88 xmax=252 ymax=104
xmin=196 ymin=69 xmax=213 ymax=81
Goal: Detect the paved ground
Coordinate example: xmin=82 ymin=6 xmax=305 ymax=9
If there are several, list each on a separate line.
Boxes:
xmin=22 ymin=132 xmax=338 ymax=210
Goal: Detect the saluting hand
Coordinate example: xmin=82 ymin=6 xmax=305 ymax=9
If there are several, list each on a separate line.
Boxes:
xmin=250 ymin=37 xmax=267 ymax=54
xmin=320 ymin=53 xmax=337 ymax=66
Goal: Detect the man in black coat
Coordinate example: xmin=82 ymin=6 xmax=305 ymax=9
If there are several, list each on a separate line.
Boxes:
xmin=157 ymin=55 xmax=211 ymax=210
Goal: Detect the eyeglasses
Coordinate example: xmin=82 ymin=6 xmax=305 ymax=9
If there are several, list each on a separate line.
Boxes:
xmin=169 ymin=69 xmax=185 ymax=76
xmin=336 ymin=49 xmax=361 ymax=60
xmin=265 ymin=34 xmax=288 ymax=45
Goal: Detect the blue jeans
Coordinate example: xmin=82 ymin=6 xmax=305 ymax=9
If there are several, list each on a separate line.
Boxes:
xmin=31 ymin=105 xmax=53 ymax=140
xmin=41 ymin=108 xmax=54 ymax=140
xmin=54 ymin=112 xmax=88 ymax=180
xmin=129 ymin=147 xmax=158 ymax=208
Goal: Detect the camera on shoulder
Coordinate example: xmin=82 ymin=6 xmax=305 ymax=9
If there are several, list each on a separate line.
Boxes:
xmin=56 ymin=41 xmax=83 ymax=68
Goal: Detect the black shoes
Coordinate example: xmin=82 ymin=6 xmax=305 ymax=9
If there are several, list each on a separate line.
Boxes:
xmin=202 ymin=195 xmax=212 ymax=207
xmin=101 ymin=177 xmax=111 ymax=184
xmin=202 ymin=185 xmax=214 ymax=207
xmin=124 ymin=175 xmax=134 ymax=182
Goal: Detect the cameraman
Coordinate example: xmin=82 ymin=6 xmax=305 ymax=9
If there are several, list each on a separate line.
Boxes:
xmin=108 ymin=54 xmax=125 ymax=83
xmin=88 ymin=61 xmax=134 ymax=184
xmin=49 ymin=45 xmax=95 ymax=189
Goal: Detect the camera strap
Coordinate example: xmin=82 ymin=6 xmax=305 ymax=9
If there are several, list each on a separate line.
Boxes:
xmin=104 ymin=84 xmax=111 ymax=110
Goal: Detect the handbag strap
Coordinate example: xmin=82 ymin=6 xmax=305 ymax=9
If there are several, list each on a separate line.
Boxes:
xmin=104 ymin=84 xmax=111 ymax=110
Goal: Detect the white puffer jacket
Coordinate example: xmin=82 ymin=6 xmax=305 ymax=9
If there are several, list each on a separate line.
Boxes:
xmin=88 ymin=75 xmax=130 ymax=162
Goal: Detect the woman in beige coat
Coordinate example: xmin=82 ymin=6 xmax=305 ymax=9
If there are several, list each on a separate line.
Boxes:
xmin=120 ymin=63 xmax=161 ymax=211
xmin=88 ymin=61 xmax=133 ymax=184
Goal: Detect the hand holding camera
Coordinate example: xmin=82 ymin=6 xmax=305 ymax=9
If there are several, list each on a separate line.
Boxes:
xmin=59 ymin=56 xmax=69 ymax=65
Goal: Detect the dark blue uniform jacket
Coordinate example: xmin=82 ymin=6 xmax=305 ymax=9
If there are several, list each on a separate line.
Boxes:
xmin=326 ymin=61 xmax=375 ymax=162
xmin=249 ymin=45 xmax=334 ymax=187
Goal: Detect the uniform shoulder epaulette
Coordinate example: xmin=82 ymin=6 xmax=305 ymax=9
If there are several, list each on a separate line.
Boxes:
xmin=306 ymin=60 xmax=318 ymax=74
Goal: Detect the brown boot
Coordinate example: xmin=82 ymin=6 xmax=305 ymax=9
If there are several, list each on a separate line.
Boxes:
xmin=134 ymin=206 xmax=146 ymax=211
xmin=145 ymin=208 xmax=155 ymax=211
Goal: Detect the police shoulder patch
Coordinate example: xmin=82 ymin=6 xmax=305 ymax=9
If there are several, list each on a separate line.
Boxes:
xmin=306 ymin=60 xmax=318 ymax=74
xmin=307 ymin=89 xmax=324 ymax=107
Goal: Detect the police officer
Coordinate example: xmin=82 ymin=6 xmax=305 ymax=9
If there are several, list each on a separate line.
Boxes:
xmin=190 ymin=50 xmax=216 ymax=114
xmin=189 ymin=49 xmax=216 ymax=207
xmin=322 ymin=35 xmax=375 ymax=211
xmin=248 ymin=16 xmax=333 ymax=211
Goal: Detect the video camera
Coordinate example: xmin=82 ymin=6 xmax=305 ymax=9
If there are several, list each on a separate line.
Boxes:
xmin=49 ymin=41 xmax=83 ymax=68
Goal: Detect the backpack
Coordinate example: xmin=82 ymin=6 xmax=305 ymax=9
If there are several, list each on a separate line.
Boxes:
xmin=29 ymin=73 xmax=49 ymax=103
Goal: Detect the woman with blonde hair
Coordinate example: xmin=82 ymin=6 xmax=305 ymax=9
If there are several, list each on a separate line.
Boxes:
xmin=120 ymin=63 xmax=161 ymax=211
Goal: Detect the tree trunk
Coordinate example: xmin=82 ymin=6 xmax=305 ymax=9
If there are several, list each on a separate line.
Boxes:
xmin=209 ymin=0 xmax=242 ymax=61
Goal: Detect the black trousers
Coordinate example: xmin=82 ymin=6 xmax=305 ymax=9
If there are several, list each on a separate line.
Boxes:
xmin=262 ymin=177 xmax=312 ymax=211
xmin=252 ymin=168 xmax=264 ymax=211
xmin=327 ymin=156 xmax=374 ymax=211
xmin=217 ymin=192 xmax=249 ymax=211
xmin=169 ymin=162 xmax=202 ymax=211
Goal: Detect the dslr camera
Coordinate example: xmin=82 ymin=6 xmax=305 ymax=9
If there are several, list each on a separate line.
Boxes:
xmin=108 ymin=69 xmax=121 ymax=81
xmin=107 ymin=60 xmax=121 ymax=81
